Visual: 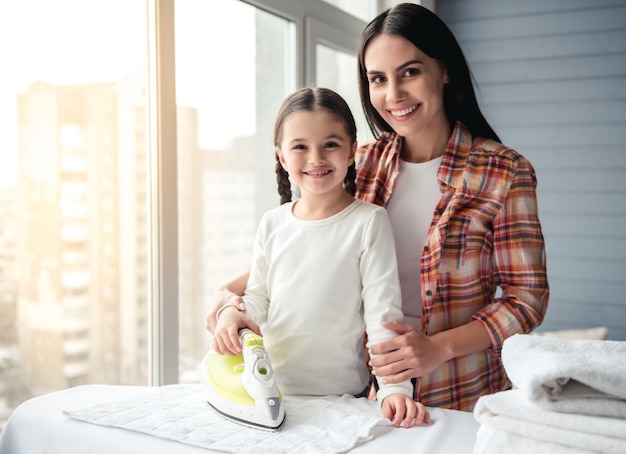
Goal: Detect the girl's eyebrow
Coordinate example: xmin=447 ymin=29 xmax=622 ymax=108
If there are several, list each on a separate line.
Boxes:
xmin=367 ymin=59 xmax=424 ymax=75
xmin=286 ymin=134 xmax=344 ymax=145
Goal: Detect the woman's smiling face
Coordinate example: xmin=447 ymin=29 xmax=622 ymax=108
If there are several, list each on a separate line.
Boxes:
xmin=364 ymin=33 xmax=449 ymax=139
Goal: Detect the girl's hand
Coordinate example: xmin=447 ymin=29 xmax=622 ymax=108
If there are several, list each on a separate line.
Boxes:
xmin=212 ymin=308 xmax=261 ymax=355
xmin=369 ymin=320 xmax=449 ymax=384
xmin=382 ymin=394 xmax=430 ymax=428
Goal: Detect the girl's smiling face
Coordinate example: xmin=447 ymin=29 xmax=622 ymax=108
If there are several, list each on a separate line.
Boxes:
xmin=277 ymin=109 xmax=355 ymax=199
xmin=364 ymin=33 xmax=450 ymax=140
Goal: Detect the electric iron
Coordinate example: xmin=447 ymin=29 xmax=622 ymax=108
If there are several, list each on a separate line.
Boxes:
xmin=199 ymin=328 xmax=286 ymax=431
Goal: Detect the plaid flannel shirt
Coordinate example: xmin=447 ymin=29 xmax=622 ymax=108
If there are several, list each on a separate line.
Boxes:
xmin=356 ymin=122 xmax=549 ymax=411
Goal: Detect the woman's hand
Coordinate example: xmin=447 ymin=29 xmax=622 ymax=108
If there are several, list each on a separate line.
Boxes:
xmin=205 ymin=272 xmax=250 ymax=333
xmin=369 ymin=320 xmax=449 ymax=384
xmin=205 ymin=288 xmax=245 ymax=334
xmin=370 ymin=320 xmax=493 ymax=384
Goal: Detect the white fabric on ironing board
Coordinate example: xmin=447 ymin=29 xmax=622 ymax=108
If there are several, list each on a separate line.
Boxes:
xmin=62 ymin=384 xmax=385 ymax=454
xmin=473 ymin=389 xmax=626 ymax=454
xmin=502 ymin=333 xmax=626 ymax=418
xmin=0 ymin=384 xmax=479 ymax=454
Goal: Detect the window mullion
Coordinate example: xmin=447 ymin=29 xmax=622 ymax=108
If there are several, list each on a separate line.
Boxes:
xmin=147 ymin=0 xmax=179 ymax=386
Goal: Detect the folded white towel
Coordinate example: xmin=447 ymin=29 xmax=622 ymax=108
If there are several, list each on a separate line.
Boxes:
xmin=64 ymin=384 xmax=387 ymax=454
xmin=473 ymin=390 xmax=626 ymax=454
xmin=502 ymin=334 xmax=626 ymax=418
xmin=474 ymin=424 xmax=593 ymax=454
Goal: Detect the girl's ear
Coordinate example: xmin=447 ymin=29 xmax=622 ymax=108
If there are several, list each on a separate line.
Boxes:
xmin=276 ymin=148 xmax=288 ymax=169
xmin=349 ymin=141 xmax=357 ymax=165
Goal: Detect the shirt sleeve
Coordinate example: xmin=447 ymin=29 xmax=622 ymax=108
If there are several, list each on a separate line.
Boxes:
xmin=360 ymin=206 xmax=414 ymax=403
xmin=242 ymin=215 xmax=270 ymax=324
xmin=472 ymin=157 xmax=550 ymax=353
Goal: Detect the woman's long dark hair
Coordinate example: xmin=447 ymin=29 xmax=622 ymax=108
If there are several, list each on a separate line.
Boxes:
xmin=273 ymin=87 xmax=357 ymax=204
xmin=357 ymin=2 xmax=499 ymax=142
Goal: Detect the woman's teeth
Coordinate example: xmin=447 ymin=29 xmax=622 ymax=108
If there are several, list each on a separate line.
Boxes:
xmin=391 ymin=105 xmax=417 ymax=117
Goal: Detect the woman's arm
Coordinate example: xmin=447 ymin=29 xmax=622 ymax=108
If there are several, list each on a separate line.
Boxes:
xmin=369 ymin=319 xmax=491 ymax=384
xmin=472 ymin=156 xmax=549 ymax=351
xmin=205 ymin=271 xmax=249 ymax=334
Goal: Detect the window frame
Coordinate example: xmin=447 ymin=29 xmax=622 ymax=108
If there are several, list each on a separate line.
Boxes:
xmin=148 ymin=0 xmax=179 ymax=385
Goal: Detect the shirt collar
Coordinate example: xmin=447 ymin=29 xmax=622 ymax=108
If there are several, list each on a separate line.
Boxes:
xmin=438 ymin=121 xmax=473 ymax=191
xmin=384 ymin=121 xmax=472 ymax=190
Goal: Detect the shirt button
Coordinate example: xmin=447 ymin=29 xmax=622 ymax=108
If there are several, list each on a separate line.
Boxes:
xmin=423 ymin=245 xmax=429 ymax=252
xmin=425 ymin=289 xmax=432 ymax=296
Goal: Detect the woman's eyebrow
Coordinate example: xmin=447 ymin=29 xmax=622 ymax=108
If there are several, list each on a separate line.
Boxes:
xmin=367 ymin=59 xmax=424 ymax=75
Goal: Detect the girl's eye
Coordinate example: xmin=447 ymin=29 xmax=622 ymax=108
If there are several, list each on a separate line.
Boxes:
xmin=292 ymin=144 xmax=307 ymax=151
xmin=324 ymin=141 xmax=339 ymax=149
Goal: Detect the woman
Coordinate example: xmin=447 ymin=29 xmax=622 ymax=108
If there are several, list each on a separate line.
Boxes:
xmin=206 ymin=3 xmax=549 ymax=412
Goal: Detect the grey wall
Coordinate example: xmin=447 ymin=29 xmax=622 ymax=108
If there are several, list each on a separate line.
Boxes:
xmin=438 ymin=0 xmax=626 ymax=340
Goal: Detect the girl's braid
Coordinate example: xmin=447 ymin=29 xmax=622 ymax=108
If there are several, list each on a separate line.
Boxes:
xmin=275 ymin=153 xmax=292 ymax=204
xmin=344 ymin=162 xmax=357 ymax=196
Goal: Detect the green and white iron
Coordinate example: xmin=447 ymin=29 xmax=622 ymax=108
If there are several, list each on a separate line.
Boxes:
xmin=199 ymin=328 xmax=285 ymax=431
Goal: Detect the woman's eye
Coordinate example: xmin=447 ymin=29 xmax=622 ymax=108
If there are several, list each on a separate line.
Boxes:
xmin=403 ymin=67 xmax=420 ymax=77
xmin=369 ymin=75 xmax=385 ymax=84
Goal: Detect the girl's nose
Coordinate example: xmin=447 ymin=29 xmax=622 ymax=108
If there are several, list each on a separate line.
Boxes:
xmin=309 ymin=148 xmax=326 ymax=164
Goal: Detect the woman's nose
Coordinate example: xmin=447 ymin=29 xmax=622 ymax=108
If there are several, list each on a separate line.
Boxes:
xmin=386 ymin=78 xmax=405 ymax=103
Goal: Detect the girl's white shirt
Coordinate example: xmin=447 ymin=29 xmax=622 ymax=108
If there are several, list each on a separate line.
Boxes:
xmin=243 ymin=198 xmax=412 ymax=403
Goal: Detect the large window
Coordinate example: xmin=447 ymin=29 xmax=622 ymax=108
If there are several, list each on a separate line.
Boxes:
xmin=0 ymin=0 xmax=372 ymax=430
xmin=0 ymin=0 xmax=150 ymax=428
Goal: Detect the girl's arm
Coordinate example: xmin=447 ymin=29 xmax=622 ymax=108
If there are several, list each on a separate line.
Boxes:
xmin=360 ymin=207 xmax=413 ymax=402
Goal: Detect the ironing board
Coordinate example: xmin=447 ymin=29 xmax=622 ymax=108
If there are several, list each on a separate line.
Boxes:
xmin=0 ymin=385 xmax=479 ymax=453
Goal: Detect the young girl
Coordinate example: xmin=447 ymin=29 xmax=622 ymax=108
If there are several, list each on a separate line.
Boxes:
xmin=213 ymin=87 xmax=429 ymax=428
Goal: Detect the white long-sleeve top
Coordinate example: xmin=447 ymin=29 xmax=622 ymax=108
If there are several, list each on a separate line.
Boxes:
xmin=243 ymin=198 xmax=412 ymax=403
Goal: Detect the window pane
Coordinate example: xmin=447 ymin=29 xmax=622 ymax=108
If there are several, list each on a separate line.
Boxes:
xmin=320 ymin=0 xmax=377 ymax=21
xmin=174 ymin=0 xmax=295 ymax=381
xmin=316 ymin=44 xmax=374 ymax=146
xmin=0 ymin=0 xmax=148 ymax=429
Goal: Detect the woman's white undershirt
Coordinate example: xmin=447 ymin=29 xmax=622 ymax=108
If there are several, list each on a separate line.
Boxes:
xmin=385 ymin=156 xmax=442 ymax=330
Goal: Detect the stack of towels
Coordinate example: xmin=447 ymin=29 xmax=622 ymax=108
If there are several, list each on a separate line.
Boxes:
xmin=473 ymin=333 xmax=626 ymax=453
